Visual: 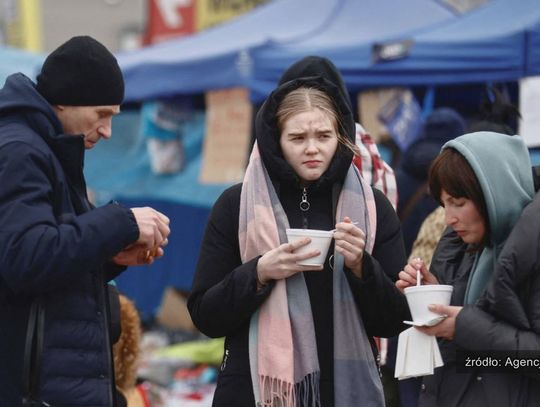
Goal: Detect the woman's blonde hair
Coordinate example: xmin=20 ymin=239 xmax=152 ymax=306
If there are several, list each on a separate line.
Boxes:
xmin=276 ymin=87 xmax=358 ymax=155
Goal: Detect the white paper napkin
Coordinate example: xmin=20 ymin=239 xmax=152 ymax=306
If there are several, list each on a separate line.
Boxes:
xmin=394 ymin=327 xmax=443 ymax=380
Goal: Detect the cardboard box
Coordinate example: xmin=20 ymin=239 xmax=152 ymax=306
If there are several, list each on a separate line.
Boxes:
xmin=156 ymin=287 xmax=197 ymax=332
xmin=357 ymin=87 xmax=406 ymax=143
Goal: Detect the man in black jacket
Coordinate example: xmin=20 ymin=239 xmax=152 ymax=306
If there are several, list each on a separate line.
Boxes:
xmin=0 ymin=36 xmax=170 ymax=406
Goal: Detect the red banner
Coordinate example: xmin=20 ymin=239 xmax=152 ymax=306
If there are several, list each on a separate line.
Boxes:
xmin=144 ymin=0 xmax=195 ymax=45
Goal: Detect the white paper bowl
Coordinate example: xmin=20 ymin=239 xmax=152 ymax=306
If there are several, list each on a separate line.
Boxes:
xmin=285 ymin=228 xmax=333 ymax=267
xmin=404 ymin=285 xmax=453 ymax=324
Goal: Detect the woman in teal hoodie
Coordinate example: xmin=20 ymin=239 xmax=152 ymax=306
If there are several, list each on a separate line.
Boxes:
xmin=396 ymin=131 xmax=538 ymax=406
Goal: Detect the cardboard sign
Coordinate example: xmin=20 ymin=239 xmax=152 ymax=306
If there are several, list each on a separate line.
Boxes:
xmin=195 ymin=0 xmax=268 ymax=30
xmin=378 ymin=89 xmax=423 ymax=151
xmin=358 ymin=88 xmax=404 ymax=143
xmin=519 ymin=76 xmax=540 ymax=147
xmin=200 ymin=87 xmax=252 ymax=183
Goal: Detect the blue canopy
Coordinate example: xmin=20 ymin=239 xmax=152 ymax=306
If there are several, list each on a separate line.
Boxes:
xmin=527 ymin=17 xmax=540 ymax=76
xmin=253 ymin=0 xmax=540 ymax=94
xmin=0 ymin=46 xmax=43 ymax=86
xmin=118 ymin=0 xmax=341 ymax=101
xmin=118 ymin=0 xmax=458 ymax=102
xmin=251 ymin=0 xmax=459 ymax=96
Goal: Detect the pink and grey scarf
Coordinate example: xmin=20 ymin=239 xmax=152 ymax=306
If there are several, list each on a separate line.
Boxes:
xmin=239 ymin=143 xmax=384 ymax=406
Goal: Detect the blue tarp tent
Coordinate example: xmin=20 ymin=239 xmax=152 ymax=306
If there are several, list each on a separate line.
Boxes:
xmin=253 ymin=0 xmax=540 ymax=93
xmin=118 ymin=0 xmax=342 ymax=101
xmin=120 ymin=0 xmax=540 ymax=101
xmin=0 ymin=46 xmax=43 ymax=85
xmin=525 ymin=13 xmax=540 ymax=75
xmin=118 ymin=0 xmax=459 ymax=102
xmin=84 ymin=110 xmax=218 ymax=320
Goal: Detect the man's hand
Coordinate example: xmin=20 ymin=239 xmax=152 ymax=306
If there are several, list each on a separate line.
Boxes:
xmin=130 ymin=207 xmax=170 ymax=248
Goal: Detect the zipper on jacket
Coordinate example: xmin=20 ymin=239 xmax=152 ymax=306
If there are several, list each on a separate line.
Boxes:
xmin=300 ymin=187 xmax=310 ymax=229
xmin=221 ymin=349 xmax=229 ymax=372
xmin=22 ymin=297 xmax=45 ymax=406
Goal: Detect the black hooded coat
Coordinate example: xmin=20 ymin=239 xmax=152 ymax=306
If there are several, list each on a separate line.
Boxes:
xmin=188 ymin=73 xmax=409 ymax=406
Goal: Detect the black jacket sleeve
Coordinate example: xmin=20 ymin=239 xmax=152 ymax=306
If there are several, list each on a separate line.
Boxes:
xmin=345 ymin=188 xmax=410 ymax=338
xmin=455 ymin=303 xmax=540 ymax=352
xmin=455 ymin=305 xmax=540 ymax=381
xmin=0 ymin=142 xmax=139 ymax=296
xmin=188 ymin=185 xmax=274 ymax=338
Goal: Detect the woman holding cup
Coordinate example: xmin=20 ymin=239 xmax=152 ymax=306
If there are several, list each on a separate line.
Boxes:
xmin=396 ymin=132 xmax=538 ymax=406
xmin=188 ymin=69 xmax=409 ymax=406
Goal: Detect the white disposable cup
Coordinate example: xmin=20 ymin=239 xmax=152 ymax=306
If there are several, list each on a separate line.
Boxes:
xmin=404 ymin=285 xmax=453 ymax=324
xmin=285 ymin=228 xmax=333 ymax=267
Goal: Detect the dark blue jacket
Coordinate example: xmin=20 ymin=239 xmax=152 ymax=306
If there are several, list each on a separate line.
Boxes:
xmin=395 ymin=107 xmax=465 ymax=255
xmin=0 ymin=74 xmax=139 ymax=406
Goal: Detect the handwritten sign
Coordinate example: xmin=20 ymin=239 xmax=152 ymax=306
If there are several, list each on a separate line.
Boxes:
xmin=200 ymin=87 xmax=253 ymax=183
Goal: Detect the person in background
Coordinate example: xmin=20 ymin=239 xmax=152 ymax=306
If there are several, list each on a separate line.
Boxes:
xmin=407 ymin=206 xmax=446 ymax=271
xmin=395 ymin=108 xmax=465 ymax=256
xmin=0 ymin=36 xmax=170 ymax=406
xmin=396 ymin=131 xmax=538 ymax=406
xmin=113 ymin=294 xmax=148 ymax=407
xmin=354 ymin=123 xmax=398 ymax=210
xmin=188 ymin=73 xmax=409 ymax=406
xmin=467 ymin=86 xmax=520 ymax=135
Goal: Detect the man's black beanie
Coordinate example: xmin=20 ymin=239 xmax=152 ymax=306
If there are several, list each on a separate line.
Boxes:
xmin=36 ymin=35 xmax=124 ymax=106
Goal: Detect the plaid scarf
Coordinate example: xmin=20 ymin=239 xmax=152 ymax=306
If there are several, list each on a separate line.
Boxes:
xmin=239 ymin=143 xmax=384 ymax=406
xmin=353 ymin=124 xmax=398 ymax=210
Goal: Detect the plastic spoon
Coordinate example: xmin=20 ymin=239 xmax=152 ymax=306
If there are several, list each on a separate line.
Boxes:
xmin=403 ymin=315 xmax=448 ymax=327
xmin=415 ymin=258 xmax=423 ymax=286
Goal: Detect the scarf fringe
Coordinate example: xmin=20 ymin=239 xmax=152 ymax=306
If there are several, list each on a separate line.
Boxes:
xmin=258 ymin=372 xmax=320 ymax=407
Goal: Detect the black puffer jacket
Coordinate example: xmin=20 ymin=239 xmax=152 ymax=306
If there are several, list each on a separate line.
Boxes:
xmin=188 ymin=76 xmax=409 ymax=406
xmin=0 ymin=74 xmax=139 ymax=406
xmin=420 ymin=170 xmax=540 ymax=407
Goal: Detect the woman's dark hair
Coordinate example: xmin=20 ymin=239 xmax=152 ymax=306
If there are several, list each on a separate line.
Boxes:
xmin=428 ymin=148 xmax=490 ymax=248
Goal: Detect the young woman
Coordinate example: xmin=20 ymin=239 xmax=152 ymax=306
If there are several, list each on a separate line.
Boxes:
xmin=188 ymin=75 xmax=409 ymax=407
xmin=396 ymin=131 xmax=539 ymax=406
